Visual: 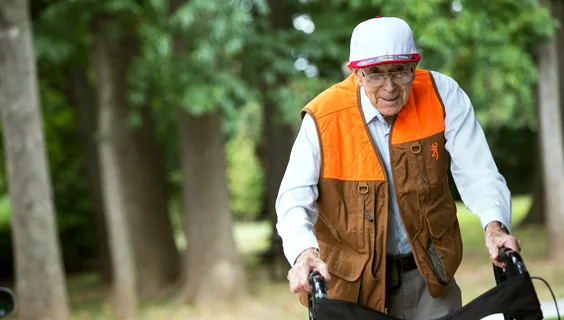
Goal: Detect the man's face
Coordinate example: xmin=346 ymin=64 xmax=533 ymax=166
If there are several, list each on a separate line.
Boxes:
xmin=350 ymin=63 xmax=415 ymax=116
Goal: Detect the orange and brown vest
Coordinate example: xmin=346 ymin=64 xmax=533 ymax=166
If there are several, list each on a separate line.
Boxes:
xmin=298 ymin=70 xmax=463 ymax=312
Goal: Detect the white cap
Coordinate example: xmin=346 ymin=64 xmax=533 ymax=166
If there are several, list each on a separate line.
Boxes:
xmin=348 ymin=16 xmax=421 ymax=69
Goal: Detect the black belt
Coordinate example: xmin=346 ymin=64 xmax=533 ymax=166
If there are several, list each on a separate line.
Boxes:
xmin=386 ymin=254 xmax=417 ymax=273
xmin=386 ymin=254 xmax=417 ymax=292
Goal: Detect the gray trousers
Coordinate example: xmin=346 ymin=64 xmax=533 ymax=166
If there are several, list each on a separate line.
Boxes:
xmin=385 ymin=269 xmax=462 ymax=320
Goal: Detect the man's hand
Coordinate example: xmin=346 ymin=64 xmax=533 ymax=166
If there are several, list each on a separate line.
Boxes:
xmin=485 ymin=221 xmax=522 ymax=268
xmin=287 ymin=248 xmax=331 ymax=294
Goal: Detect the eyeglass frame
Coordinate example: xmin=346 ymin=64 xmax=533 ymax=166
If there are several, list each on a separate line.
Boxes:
xmin=360 ymin=69 xmax=414 ymax=87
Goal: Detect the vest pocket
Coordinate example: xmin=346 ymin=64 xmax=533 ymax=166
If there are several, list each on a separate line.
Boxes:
xmin=319 ymin=239 xmax=366 ymax=304
xmin=427 ymin=238 xmax=447 ymax=284
xmin=409 ymin=135 xmax=447 ymax=195
xmin=420 ymin=134 xmax=447 ymax=185
xmin=425 ymin=206 xmax=462 ymax=285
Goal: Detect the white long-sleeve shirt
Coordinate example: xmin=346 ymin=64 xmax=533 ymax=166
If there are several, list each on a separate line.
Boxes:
xmin=275 ymin=71 xmax=512 ymax=266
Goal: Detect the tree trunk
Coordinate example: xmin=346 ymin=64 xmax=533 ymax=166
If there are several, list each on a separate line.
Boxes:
xmin=176 ymin=110 xmax=246 ymax=304
xmin=537 ymin=0 xmax=564 ymax=260
xmin=127 ymin=100 xmax=180 ymax=296
xmin=90 ymin=16 xmax=137 ymax=319
xmin=91 ymin=14 xmax=179 ymax=299
xmin=555 ymin=0 xmax=564 ymax=141
xmin=0 ymin=1 xmax=70 ymax=319
xmin=257 ymin=0 xmax=295 ymax=280
xmin=68 ymin=66 xmax=112 ymax=283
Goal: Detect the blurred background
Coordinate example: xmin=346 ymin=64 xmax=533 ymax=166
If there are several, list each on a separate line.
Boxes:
xmin=0 ymin=0 xmax=563 ymax=319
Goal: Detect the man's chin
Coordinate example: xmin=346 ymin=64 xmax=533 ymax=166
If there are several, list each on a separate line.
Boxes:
xmin=377 ymin=105 xmax=402 ymax=117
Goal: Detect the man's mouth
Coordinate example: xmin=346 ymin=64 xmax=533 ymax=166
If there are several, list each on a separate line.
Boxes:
xmin=380 ymin=96 xmax=399 ymax=102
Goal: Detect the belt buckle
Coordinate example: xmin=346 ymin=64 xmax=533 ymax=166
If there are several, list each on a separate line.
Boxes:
xmin=398 ymin=254 xmax=414 ymax=273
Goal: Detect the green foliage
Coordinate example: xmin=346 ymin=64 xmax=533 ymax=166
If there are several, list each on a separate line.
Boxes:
xmin=226 ymin=102 xmax=264 ymax=221
xmin=32 ymin=0 xmax=90 ymax=63
xmin=227 ymin=135 xmax=264 ymax=221
xmin=275 ymin=76 xmax=336 ymax=129
xmin=140 ymin=0 xmax=263 ymax=118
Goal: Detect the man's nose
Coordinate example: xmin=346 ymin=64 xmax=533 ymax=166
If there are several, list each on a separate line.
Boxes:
xmin=382 ymin=76 xmax=395 ymax=91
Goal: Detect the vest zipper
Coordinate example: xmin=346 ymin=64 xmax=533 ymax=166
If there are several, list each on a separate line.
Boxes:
xmin=359 ymin=182 xmax=374 ymax=223
xmin=418 ymin=160 xmax=427 ymax=184
xmin=358 ymin=182 xmax=371 ymax=251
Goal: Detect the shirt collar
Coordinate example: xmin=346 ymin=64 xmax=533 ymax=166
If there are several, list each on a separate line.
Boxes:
xmin=359 ymin=86 xmax=388 ymax=125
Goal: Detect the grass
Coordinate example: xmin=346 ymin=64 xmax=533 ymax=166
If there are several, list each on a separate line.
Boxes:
xmin=3 ymin=194 xmax=564 ymax=319
xmin=456 ymin=195 xmax=543 ymax=260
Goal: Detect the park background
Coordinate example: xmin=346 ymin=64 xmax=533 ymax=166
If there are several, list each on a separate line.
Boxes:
xmin=0 ymin=0 xmax=564 ymax=319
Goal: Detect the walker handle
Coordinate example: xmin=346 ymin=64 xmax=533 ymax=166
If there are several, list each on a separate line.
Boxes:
xmin=309 ymin=272 xmax=328 ymax=299
xmin=307 ymin=272 xmax=328 ymax=320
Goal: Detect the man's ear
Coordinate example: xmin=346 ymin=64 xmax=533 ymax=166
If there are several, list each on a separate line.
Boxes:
xmin=349 ymin=67 xmax=363 ymax=86
xmin=408 ymin=63 xmax=417 ymax=81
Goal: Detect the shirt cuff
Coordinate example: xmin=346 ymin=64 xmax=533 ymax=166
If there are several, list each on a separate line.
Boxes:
xmin=283 ymin=232 xmax=320 ymax=267
xmin=479 ymin=207 xmax=511 ymax=234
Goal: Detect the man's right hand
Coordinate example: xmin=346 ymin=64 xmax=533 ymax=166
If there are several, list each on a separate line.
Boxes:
xmin=287 ymin=248 xmax=331 ymax=294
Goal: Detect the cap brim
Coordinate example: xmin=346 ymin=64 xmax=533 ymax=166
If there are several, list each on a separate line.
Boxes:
xmin=349 ymin=53 xmax=421 ymax=68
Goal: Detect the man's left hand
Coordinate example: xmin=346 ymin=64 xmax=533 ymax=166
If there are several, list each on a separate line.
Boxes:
xmin=484 ymin=221 xmax=521 ymax=268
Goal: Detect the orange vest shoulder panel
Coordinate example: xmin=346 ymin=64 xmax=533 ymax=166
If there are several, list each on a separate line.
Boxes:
xmin=391 ymin=70 xmax=445 ymax=145
xmin=302 ymin=75 xmax=385 ymax=182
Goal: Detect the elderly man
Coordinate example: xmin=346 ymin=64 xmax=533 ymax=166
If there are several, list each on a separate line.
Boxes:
xmin=275 ymin=16 xmax=522 ymax=319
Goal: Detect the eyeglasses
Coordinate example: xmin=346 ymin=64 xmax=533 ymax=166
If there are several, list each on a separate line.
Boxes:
xmin=361 ymin=70 xmax=413 ymax=87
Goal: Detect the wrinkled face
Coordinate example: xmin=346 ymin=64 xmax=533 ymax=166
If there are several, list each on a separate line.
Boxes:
xmin=350 ymin=63 xmax=415 ymax=116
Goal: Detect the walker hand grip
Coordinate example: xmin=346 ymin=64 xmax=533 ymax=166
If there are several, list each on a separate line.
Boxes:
xmin=309 ymin=272 xmax=328 ymax=300
xmin=307 ymin=272 xmax=328 ymax=320
xmin=499 ymin=247 xmax=527 ymax=276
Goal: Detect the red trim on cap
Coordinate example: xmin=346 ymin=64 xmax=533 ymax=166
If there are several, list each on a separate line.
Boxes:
xmin=349 ymin=53 xmax=421 ymax=69
xmin=376 ymin=16 xmax=382 ymax=18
